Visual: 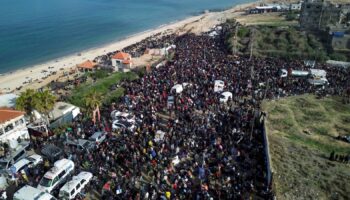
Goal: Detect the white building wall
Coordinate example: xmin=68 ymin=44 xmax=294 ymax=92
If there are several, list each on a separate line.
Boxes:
xmin=111 ymin=59 xmax=123 ymax=71
xmin=0 ymin=116 xmax=29 ymax=143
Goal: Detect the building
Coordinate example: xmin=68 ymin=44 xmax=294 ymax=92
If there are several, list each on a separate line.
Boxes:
xmin=249 ymin=6 xmax=280 ymax=14
xmin=49 ymin=102 xmax=81 ymax=129
xmin=300 ymin=0 xmax=350 ymax=51
xmin=300 ymin=0 xmax=350 ymax=31
xmin=329 ymin=27 xmax=350 ymax=51
xmin=111 ymin=52 xmax=132 ymax=72
xmin=0 ymin=108 xmax=29 ymax=143
xmin=248 ymin=3 xmax=291 ymax=14
xmin=144 ymin=45 xmax=176 ymax=56
xmin=77 ymin=60 xmax=98 ymax=72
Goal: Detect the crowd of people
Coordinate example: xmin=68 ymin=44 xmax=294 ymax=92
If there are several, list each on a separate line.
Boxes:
xmin=121 ymin=32 xmax=176 ymax=58
xmin=69 ymin=30 xmax=350 ymax=199
xmin=6 ymin=23 xmax=350 ymax=199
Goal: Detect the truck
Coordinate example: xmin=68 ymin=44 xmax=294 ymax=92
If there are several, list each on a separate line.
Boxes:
xmin=279 ymin=68 xmax=329 ymax=86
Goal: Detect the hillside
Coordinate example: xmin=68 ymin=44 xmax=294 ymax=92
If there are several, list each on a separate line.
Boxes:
xmin=262 ymin=95 xmax=350 ymax=200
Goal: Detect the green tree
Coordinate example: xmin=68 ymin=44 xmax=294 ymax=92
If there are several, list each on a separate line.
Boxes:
xmin=15 ymin=89 xmax=38 ymax=121
xmin=35 ymin=90 xmax=57 ymax=126
xmin=84 ymin=89 xmax=102 ymax=123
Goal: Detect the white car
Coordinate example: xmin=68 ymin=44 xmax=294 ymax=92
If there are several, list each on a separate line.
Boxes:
xmin=112 ymin=120 xmax=136 ymax=132
xmin=59 ymin=171 xmax=93 ymax=199
xmin=26 ymin=154 xmax=43 ymax=166
xmin=7 ymin=159 xmax=30 ymax=178
xmin=7 ymin=154 xmax=43 ymax=178
xmin=219 ymin=92 xmax=233 ymax=103
xmin=110 ymin=110 xmax=128 ymax=120
xmin=116 ymin=114 xmax=136 ymax=124
xmin=14 ymin=185 xmax=57 ymax=200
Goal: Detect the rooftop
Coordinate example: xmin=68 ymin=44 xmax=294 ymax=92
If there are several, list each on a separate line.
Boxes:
xmin=49 ymin=102 xmax=78 ymax=121
xmin=77 ymin=60 xmax=97 ymax=69
xmin=112 ymin=52 xmax=131 ymax=60
xmin=0 ymin=108 xmax=24 ymax=124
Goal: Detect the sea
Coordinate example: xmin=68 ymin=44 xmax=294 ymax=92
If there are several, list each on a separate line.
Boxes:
xmin=0 ymin=0 xmax=252 ymax=74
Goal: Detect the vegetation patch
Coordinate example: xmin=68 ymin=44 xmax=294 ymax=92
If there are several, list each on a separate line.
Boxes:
xmin=263 ymin=95 xmax=350 ymax=200
xmin=68 ymin=72 xmax=138 ymax=107
xmin=225 ymin=16 xmax=330 ymax=61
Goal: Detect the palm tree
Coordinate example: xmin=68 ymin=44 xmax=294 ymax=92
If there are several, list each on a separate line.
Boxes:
xmin=84 ymin=89 xmax=102 ymax=124
xmin=16 ymin=89 xmax=38 ymax=122
xmin=35 ymin=90 xmax=56 ymax=126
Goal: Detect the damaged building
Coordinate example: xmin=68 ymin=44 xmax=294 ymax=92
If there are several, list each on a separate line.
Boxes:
xmin=300 ymin=0 xmax=350 ymax=51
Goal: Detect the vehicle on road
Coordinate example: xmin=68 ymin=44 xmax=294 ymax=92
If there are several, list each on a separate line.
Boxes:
xmin=112 ymin=120 xmax=136 ymax=132
xmin=41 ymin=144 xmax=63 ymax=163
xmin=14 ymin=185 xmax=57 ymax=200
xmin=0 ymin=146 xmax=28 ymax=174
xmin=219 ymin=92 xmax=233 ymax=103
xmin=59 ymin=171 xmax=93 ymax=199
xmin=64 ymin=139 xmax=96 ymax=153
xmin=38 ymin=159 xmax=75 ymax=193
xmin=89 ymin=131 xmax=107 ymax=145
xmin=6 ymin=154 xmax=42 ymax=179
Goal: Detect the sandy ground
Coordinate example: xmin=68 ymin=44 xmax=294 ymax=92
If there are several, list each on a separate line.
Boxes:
xmin=0 ymin=0 xmax=295 ymax=94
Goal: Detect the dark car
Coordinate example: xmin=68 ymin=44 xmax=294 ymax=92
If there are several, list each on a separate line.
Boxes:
xmin=64 ymin=139 xmax=96 ymax=153
xmin=41 ymin=144 xmax=64 ymax=163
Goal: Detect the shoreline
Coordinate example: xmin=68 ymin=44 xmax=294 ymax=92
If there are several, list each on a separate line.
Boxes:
xmin=0 ymin=1 xmax=258 ymax=94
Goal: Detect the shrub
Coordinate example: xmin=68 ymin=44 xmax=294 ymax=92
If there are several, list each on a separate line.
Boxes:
xmin=68 ymin=72 xmax=138 ymax=107
xmin=237 ymin=27 xmax=250 ymax=38
xmin=329 ymin=53 xmax=348 ymax=61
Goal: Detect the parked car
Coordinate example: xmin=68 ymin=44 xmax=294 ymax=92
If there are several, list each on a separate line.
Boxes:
xmin=59 ymin=171 xmax=93 ymax=199
xmin=0 ymin=146 xmax=28 ymax=174
xmin=110 ymin=110 xmax=128 ymax=120
xmin=112 ymin=120 xmax=136 ymax=132
xmin=37 ymin=159 xmax=75 ymax=193
xmin=336 ymin=135 xmax=350 ymax=143
xmin=6 ymin=154 xmax=43 ymax=179
xmin=26 ymin=154 xmax=44 ymax=166
xmin=219 ymin=91 xmax=233 ymax=103
xmin=41 ymin=144 xmax=63 ymax=163
xmin=14 ymin=185 xmax=57 ymax=200
xmin=111 ymin=111 xmax=136 ymax=123
xmin=64 ymin=139 xmax=95 ymax=153
xmin=89 ymin=131 xmax=107 ymax=145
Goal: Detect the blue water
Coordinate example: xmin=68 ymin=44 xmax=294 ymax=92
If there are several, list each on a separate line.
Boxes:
xmin=0 ymin=0 xmax=252 ymax=73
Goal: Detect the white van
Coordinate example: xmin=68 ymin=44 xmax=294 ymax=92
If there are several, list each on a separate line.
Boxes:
xmin=214 ymin=80 xmax=224 ymax=93
xmin=59 ymin=171 xmax=93 ymax=199
xmin=37 ymin=159 xmax=74 ymax=193
xmin=14 ymin=185 xmax=57 ymax=200
xmin=308 ymin=69 xmax=328 ymax=86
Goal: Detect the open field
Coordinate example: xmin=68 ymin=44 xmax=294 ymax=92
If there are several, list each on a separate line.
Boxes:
xmin=262 ymin=95 xmax=350 ymax=200
xmin=235 ymin=12 xmax=298 ymax=26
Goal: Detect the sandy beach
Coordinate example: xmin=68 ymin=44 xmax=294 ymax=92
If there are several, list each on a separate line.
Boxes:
xmin=0 ymin=1 xmax=260 ymax=94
